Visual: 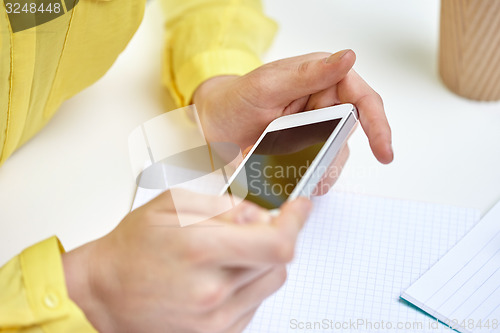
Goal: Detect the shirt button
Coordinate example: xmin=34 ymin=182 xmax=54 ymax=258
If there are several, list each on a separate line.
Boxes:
xmin=44 ymin=292 xmax=60 ymax=309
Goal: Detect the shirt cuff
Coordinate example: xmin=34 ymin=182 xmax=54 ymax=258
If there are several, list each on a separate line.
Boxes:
xmin=164 ymin=48 xmax=262 ymax=107
xmin=0 ymin=236 xmax=97 ymax=332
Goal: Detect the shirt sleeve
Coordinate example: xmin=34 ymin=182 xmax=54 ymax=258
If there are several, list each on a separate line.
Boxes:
xmin=0 ymin=237 xmax=97 ymax=333
xmin=161 ymin=0 xmax=278 ymax=107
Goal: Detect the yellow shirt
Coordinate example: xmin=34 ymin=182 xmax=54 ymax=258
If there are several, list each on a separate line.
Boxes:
xmin=0 ymin=0 xmax=276 ymax=330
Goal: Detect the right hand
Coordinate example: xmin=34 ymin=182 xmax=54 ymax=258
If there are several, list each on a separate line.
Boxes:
xmin=193 ymin=50 xmax=393 ymax=165
xmin=62 ymin=190 xmax=312 ymax=333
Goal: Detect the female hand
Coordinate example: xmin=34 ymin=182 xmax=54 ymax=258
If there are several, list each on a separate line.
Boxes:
xmin=62 ymin=190 xmax=312 ymax=333
xmin=193 ymin=50 xmax=393 ymax=165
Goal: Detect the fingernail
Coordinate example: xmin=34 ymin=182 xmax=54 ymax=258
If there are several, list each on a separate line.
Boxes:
xmin=325 ymin=49 xmax=351 ymax=64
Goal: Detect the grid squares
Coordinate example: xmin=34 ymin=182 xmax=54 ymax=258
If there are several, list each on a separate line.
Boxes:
xmin=244 ymin=191 xmax=480 ymax=332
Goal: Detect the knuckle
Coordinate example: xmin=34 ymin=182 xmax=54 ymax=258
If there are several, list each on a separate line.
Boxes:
xmin=192 ymin=281 xmax=226 ymax=312
xmin=246 ymin=69 xmax=267 ymax=93
xmin=233 ymin=200 xmax=259 ymax=220
xmin=296 ymin=60 xmax=310 ymax=76
xmin=241 ymin=73 xmax=273 ymax=109
xmin=182 ymin=238 xmax=209 ymax=264
xmin=373 ymin=91 xmax=384 ymax=105
xmin=273 ymin=235 xmax=295 ymax=263
xmin=276 ymin=265 xmax=288 ymax=287
xmin=280 ymin=243 xmax=295 ymax=263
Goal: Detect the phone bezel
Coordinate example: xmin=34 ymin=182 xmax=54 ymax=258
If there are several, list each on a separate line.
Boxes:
xmin=220 ymin=103 xmax=359 ymax=209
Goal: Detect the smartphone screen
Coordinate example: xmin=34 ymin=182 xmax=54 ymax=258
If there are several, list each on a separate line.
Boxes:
xmin=227 ymin=118 xmax=342 ymax=209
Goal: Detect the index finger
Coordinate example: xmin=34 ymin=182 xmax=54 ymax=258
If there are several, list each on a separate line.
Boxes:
xmin=338 ymin=70 xmax=393 ymax=164
xmin=248 ymin=50 xmax=356 ymax=108
xmin=194 ymin=198 xmax=312 ymax=267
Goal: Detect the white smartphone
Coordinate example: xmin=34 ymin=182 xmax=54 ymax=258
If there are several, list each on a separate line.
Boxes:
xmin=219 ymin=103 xmax=359 ymax=211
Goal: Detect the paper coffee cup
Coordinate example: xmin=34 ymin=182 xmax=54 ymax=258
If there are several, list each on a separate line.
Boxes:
xmin=439 ymin=0 xmax=500 ymax=101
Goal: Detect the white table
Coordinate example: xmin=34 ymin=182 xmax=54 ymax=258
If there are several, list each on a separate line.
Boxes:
xmin=1 ymin=0 xmax=500 ymax=265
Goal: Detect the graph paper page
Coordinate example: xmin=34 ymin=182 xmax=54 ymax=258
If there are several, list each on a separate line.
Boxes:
xmin=243 ymin=191 xmax=480 ymax=332
xmin=402 ymin=200 xmax=500 ymax=333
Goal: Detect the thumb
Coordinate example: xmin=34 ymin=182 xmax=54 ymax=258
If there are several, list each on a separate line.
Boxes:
xmin=254 ymin=49 xmax=356 ymax=107
xmin=274 ymin=197 xmax=313 ymax=239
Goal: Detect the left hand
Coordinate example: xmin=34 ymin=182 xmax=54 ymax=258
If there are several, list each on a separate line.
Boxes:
xmin=193 ymin=49 xmax=393 ymax=165
xmin=63 ymin=190 xmax=311 ymax=333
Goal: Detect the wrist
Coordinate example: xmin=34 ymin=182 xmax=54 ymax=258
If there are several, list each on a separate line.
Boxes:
xmin=192 ymin=75 xmax=243 ymax=147
xmin=192 ymin=75 xmax=239 ymax=109
xmin=62 ymin=240 xmax=114 ymax=333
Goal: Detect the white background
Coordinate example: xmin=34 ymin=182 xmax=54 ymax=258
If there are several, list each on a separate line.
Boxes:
xmin=1 ymin=0 xmax=500 ymax=264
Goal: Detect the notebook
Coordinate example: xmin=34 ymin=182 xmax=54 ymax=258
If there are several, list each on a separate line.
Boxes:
xmin=132 ymin=188 xmax=480 ymax=332
xmin=401 ymin=200 xmax=500 ymax=333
